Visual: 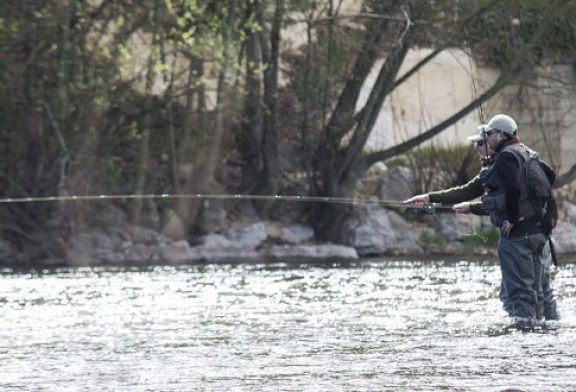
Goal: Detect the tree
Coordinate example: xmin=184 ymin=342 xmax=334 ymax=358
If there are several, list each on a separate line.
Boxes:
xmin=289 ymin=0 xmax=576 ymax=241
xmin=235 ymin=0 xmax=284 ymax=216
xmin=1 ymin=0 xmax=575 ymax=265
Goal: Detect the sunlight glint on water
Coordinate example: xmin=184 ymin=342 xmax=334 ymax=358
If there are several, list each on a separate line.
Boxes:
xmin=0 ymin=260 xmax=575 ymax=391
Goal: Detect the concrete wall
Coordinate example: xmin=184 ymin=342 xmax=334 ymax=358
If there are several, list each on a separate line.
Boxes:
xmin=484 ymin=65 xmax=576 ymax=175
xmin=361 ymin=48 xmax=482 ymax=150
xmin=360 ymin=48 xmax=576 ymax=175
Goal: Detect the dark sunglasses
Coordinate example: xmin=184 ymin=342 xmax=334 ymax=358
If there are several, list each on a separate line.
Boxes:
xmin=485 ymin=129 xmax=500 ymax=136
xmin=476 ymin=140 xmax=486 ymax=147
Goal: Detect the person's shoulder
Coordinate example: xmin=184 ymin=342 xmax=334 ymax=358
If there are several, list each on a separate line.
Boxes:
xmin=496 ymin=149 xmax=520 ymax=164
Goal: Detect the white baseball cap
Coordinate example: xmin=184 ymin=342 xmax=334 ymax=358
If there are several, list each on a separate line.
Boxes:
xmin=484 ymin=114 xmax=518 ymax=137
xmin=466 ymin=125 xmax=488 ymax=144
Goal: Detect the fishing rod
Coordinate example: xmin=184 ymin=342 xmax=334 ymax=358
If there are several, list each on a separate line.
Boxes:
xmin=0 ymin=192 xmax=454 ymax=211
xmin=462 ymin=19 xmax=485 ymax=124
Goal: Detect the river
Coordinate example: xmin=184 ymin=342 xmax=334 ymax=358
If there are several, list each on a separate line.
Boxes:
xmin=1 ymin=258 xmax=575 ymax=392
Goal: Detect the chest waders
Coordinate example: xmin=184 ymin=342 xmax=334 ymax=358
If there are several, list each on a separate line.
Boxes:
xmin=480 ymin=145 xmax=548 ymax=326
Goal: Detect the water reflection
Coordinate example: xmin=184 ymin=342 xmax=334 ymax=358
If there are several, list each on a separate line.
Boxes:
xmin=0 ymin=259 xmax=575 ymax=391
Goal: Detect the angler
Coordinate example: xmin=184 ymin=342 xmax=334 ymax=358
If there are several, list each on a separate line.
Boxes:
xmin=405 ymin=114 xmax=559 ymax=330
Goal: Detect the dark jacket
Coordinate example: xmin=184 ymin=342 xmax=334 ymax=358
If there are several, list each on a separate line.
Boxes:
xmin=427 ymin=163 xmax=491 ymax=216
xmin=480 ymin=143 xmax=549 ymax=235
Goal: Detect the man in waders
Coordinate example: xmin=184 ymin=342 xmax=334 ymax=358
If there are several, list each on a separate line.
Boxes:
xmin=404 ymin=116 xmax=559 ymax=328
xmin=471 ymin=114 xmax=558 ymax=329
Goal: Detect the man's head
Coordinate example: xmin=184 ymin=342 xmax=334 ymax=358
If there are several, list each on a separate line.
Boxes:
xmin=467 ymin=124 xmax=495 ymax=159
xmin=469 ymin=114 xmax=518 ymax=151
xmin=485 ymin=114 xmax=518 ymax=138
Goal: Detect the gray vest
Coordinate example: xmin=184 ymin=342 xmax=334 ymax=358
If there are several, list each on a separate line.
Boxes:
xmin=480 ymin=145 xmax=537 ymax=227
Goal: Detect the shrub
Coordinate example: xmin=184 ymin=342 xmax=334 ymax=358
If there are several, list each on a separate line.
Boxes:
xmin=406 ymin=143 xmax=481 ymax=195
xmin=462 ymin=226 xmax=500 ymax=248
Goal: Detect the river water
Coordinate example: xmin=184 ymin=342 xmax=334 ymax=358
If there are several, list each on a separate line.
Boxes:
xmin=1 ymin=258 xmax=575 ymax=392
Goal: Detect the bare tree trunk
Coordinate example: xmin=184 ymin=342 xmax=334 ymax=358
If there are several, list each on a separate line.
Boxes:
xmin=233 ymin=0 xmax=284 ymax=217
xmin=130 ymin=0 xmax=160 ymax=223
xmin=184 ymin=0 xmax=238 ymax=226
xmin=312 ymin=0 xmax=407 ymax=240
xmin=196 ymin=0 xmax=236 ymax=183
xmin=158 ymin=21 xmax=179 ymax=195
xmin=310 ymin=0 xmax=513 ymax=242
xmin=260 ymin=0 xmax=283 ymax=198
xmin=175 ymin=56 xmax=206 ymax=225
xmin=239 ymin=23 xmax=263 ymax=193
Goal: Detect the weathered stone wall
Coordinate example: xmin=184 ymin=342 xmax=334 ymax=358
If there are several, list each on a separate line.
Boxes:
xmin=484 ymin=65 xmax=576 ymax=175
xmin=361 ymin=48 xmax=576 ymax=176
xmin=362 ymin=48 xmax=482 ymax=150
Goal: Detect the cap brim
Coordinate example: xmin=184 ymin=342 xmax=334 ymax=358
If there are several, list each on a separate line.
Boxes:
xmin=467 ymin=134 xmax=484 ymax=143
xmin=466 ymin=125 xmax=488 ymax=144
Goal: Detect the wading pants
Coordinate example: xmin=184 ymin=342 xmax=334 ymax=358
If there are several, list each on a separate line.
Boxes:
xmin=499 ymin=237 xmax=559 ymax=321
xmin=539 ymin=239 xmax=559 ymax=320
xmin=498 ymin=232 xmax=547 ymax=321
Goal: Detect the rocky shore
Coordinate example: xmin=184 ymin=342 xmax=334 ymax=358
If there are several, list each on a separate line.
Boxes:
xmin=2 ymin=199 xmax=574 ymax=268
xmin=2 ymin=165 xmax=576 ymax=268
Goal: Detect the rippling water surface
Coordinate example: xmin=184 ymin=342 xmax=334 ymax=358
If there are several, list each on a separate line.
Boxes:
xmin=1 ymin=258 xmax=575 ymax=391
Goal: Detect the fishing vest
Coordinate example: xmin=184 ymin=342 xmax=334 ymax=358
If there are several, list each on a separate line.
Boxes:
xmin=479 ymin=145 xmax=537 ymax=228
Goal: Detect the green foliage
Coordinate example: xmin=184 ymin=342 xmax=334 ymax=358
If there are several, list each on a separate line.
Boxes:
xmin=385 ymin=157 xmax=408 ymax=170
xmin=466 ymin=0 xmax=576 ymax=68
xmin=420 ymin=230 xmax=447 ymax=246
xmin=462 ymin=226 xmax=500 ymax=248
xmin=0 ymin=0 xmax=575 ymax=259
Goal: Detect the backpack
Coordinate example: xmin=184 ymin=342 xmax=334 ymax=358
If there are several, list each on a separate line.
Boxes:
xmin=524 ymin=151 xmax=557 ymax=237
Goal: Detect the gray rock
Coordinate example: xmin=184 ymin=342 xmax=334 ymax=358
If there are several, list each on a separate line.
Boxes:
xmin=161 ymin=209 xmax=186 ymax=240
xmin=376 ymin=166 xmax=414 ymax=201
xmin=66 ymin=229 xmax=117 ymax=265
xmin=197 ymin=222 xmax=267 ymax=248
xmin=190 ymin=246 xmax=260 ymax=263
xmin=425 ymin=212 xmax=486 ymax=242
xmin=160 ymin=240 xmax=194 ymax=263
xmin=197 ymin=199 xmax=227 ymax=233
xmin=122 ymin=243 xmax=161 ymax=264
xmin=552 ymin=221 xmax=576 ymax=254
xmin=562 ymin=201 xmax=576 ymax=224
xmin=263 ymin=244 xmax=358 ymax=261
xmin=342 ymin=205 xmax=423 ymax=256
xmin=264 ymin=221 xmax=315 ymax=244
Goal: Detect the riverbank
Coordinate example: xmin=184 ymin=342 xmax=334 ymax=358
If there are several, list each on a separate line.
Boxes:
xmin=2 ymin=199 xmax=575 ymax=268
xmin=2 ymin=163 xmax=576 ymax=268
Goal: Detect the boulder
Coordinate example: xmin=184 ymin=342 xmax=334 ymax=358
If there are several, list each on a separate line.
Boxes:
xmin=263 ymin=244 xmax=358 ymax=261
xmin=198 ymin=222 xmax=267 ymax=248
xmin=189 ymin=246 xmax=260 ymax=263
xmin=552 ymin=221 xmax=576 ymax=254
xmin=264 ymin=221 xmax=315 ymax=244
xmin=341 ymin=205 xmax=423 ymax=256
xmin=376 ymin=166 xmax=414 ymax=202
xmin=424 ymin=211 xmax=487 ymax=242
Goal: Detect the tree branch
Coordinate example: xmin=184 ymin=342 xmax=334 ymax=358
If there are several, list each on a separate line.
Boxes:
xmin=556 ymin=163 xmax=576 ymax=188
xmin=365 ymin=72 xmax=510 ymax=166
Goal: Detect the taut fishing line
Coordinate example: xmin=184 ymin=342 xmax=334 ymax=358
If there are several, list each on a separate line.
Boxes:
xmin=0 ymin=191 xmax=496 ymax=242
xmin=462 ymin=20 xmax=485 ymax=124
xmin=0 ymin=192 xmax=455 ymax=210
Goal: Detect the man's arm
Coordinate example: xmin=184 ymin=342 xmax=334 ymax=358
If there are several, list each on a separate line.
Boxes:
xmin=428 ymin=175 xmax=484 ymax=205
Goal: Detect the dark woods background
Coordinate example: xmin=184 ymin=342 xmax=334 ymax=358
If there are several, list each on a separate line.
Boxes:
xmin=1 ymin=0 xmax=575 ymax=263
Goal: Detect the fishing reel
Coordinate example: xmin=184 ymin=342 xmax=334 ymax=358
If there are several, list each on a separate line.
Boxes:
xmin=418 ymin=202 xmax=442 ymax=215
